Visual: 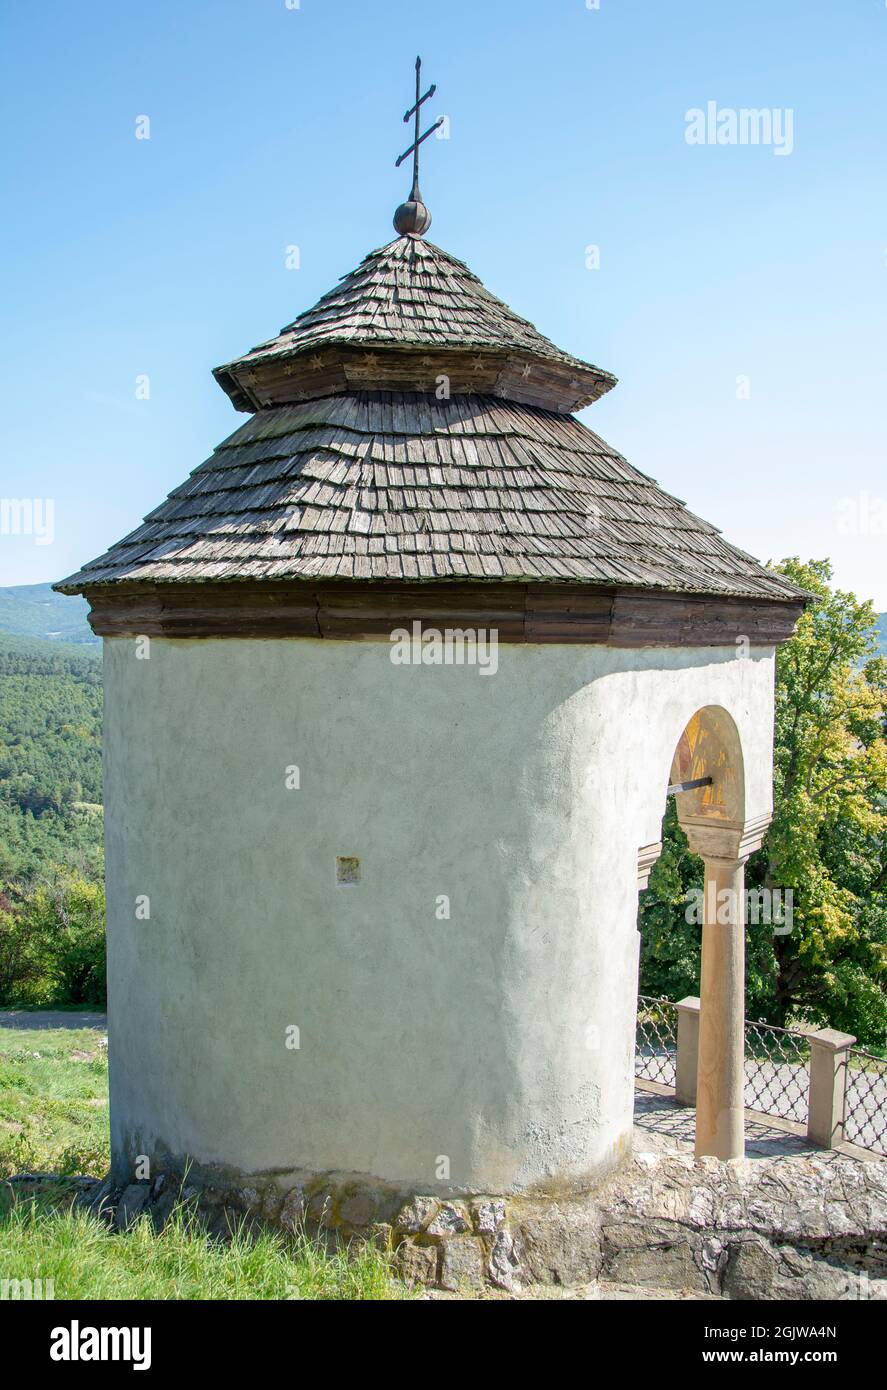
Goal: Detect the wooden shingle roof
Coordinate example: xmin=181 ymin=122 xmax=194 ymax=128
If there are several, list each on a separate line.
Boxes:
xmin=58 ymin=230 xmax=811 ymax=617
xmin=213 ymin=237 xmax=616 ymax=415
xmin=57 ymin=392 xmax=803 ymax=601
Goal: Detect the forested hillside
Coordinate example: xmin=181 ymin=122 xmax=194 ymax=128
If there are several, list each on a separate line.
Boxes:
xmin=0 ymin=637 xmax=103 ymax=881
xmin=0 ymin=584 xmax=95 ymax=644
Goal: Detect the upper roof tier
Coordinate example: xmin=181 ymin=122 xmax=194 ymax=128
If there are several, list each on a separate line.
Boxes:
xmin=213 ymin=236 xmax=617 ymax=416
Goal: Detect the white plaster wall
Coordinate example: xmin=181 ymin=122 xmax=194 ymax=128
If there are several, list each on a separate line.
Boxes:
xmin=102 ymin=636 xmax=775 ymax=1193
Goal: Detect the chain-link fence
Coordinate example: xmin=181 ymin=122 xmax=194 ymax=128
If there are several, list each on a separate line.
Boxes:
xmin=844 ymin=1050 xmax=887 ymax=1157
xmin=635 ymin=995 xmax=677 ymax=1087
xmin=743 ymin=1020 xmax=811 ymax=1126
xmin=635 ymin=996 xmax=887 ymax=1157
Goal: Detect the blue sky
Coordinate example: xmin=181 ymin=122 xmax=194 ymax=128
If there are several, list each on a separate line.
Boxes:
xmin=1 ymin=0 xmax=885 ymax=606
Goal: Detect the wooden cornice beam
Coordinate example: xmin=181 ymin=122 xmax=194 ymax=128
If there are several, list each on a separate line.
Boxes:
xmin=82 ymin=579 xmax=807 ymax=647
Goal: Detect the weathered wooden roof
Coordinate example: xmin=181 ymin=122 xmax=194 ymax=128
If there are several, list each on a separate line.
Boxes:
xmin=213 ymin=236 xmax=616 ymax=415
xmin=56 ymin=392 xmax=803 ymax=601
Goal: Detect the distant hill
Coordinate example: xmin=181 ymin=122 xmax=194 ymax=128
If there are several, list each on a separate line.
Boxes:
xmin=0 ymin=583 xmax=95 ymax=644
xmin=874 ymin=613 xmax=887 ymax=660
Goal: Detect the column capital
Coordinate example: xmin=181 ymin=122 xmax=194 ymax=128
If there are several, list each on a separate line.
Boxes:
xmin=680 ymin=812 xmax=771 ymax=864
xmin=636 ymin=841 xmax=663 ymax=890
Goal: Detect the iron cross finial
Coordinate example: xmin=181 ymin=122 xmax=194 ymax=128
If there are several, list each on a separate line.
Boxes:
xmin=393 ymin=56 xmax=442 ymax=238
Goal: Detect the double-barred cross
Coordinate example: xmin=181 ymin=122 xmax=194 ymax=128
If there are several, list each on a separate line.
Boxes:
xmin=395 ymin=55 xmax=443 ymax=200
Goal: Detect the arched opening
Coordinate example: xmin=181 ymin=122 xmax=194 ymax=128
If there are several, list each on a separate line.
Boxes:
xmin=637 ymin=705 xmax=765 ymax=1161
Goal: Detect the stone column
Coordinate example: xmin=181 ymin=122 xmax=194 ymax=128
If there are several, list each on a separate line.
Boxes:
xmin=696 ymin=855 xmax=746 ymax=1159
xmin=679 ymin=817 xmax=770 ymax=1163
xmin=807 ymin=1028 xmax=856 ymax=1149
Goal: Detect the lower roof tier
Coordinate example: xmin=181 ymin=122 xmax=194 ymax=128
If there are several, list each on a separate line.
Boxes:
xmin=56 ymin=391 xmax=806 ymax=604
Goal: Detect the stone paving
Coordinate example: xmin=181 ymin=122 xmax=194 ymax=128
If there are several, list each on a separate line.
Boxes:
xmin=0 ymin=1010 xmax=108 ymax=1031
xmin=634 ymin=1087 xmax=812 ymax=1158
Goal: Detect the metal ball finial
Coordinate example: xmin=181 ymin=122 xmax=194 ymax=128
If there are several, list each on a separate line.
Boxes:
xmin=394 ymin=196 xmax=432 ymax=237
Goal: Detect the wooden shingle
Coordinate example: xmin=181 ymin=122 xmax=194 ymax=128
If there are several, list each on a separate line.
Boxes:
xmin=212 ymin=237 xmax=616 ymax=416
xmin=58 ymin=391 xmax=806 ymax=602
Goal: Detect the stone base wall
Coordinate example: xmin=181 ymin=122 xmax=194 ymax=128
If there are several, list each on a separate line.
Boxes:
xmin=72 ymin=1147 xmax=887 ymax=1299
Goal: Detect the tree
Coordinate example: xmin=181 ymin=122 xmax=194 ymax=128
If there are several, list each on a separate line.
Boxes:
xmin=759 ymin=558 xmax=886 ymax=1040
xmin=639 ymin=559 xmax=887 ymax=1047
xmin=0 ymin=871 xmax=107 ymax=1007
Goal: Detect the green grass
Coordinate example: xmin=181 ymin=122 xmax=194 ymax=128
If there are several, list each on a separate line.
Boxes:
xmin=0 ymin=1024 xmax=407 ymax=1299
xmin=0 ymin=1026 xmax=109 ymax=1178
xmin=0 ymin=1193 xmax=403 ymax=1300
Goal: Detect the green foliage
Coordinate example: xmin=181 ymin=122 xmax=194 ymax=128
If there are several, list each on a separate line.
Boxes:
xmin=763 ymin=559 xmax=886 ymax=1041
xmin=635 ymin=802 xmax=703 ymax=1002
xmin=0 ymin=898 xmax=46 ymax=1003
xmin=0 ymin=873 xmax=106 ymax=1007
xmin=0 ymin=636 xmax=103 ymax=882
xmin=0 ymin=634 xmax=105 ymax=1005
xmin=640 ymin=560 xmax=887 ymax=1047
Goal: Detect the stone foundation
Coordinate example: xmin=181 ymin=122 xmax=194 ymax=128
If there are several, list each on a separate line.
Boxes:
xmin=67 ymin=1145 xmax=887 ymax=1299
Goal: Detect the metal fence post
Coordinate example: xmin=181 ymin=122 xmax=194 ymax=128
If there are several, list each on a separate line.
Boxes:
xmin=807 ymin=1028 xmax=856 ymax=1149
xmin=675 ymin=996 xmax=700 ymax=1107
